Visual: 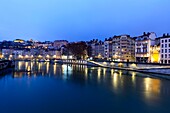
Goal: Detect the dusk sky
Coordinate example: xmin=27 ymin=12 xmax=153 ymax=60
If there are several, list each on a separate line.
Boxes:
xmin=0 ymin=0 xmax=169 ymax=41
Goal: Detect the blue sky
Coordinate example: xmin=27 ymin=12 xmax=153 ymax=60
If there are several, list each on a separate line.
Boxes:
xmin=0 ymin=0 xmax=169 ymax=41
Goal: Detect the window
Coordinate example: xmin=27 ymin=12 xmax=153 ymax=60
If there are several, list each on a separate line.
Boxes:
xmin=162 ymin=40 xmax=164 ymax=43
xmin=165 ymin=44 xmax=167 ymax=48
xmin=169 ymin=44 xmax=170 ymax=47
xmin=137 ymin=48 xmax=141 ymax=53
xmin=162 ymin=49 xmax=164 ymax=53
xmin=161 ymin=54 xmax=164 ymax=58
xmin=169 ymin=54 xmax=170 ymax=58
xmin=162 ymin=44 xmax=164 ymax=48
xmin=165 ymin=60 xmax=167 ymax=64
xmin=169 ymin=49 xmax=170 ymax=53
xmin=168 ymin=60 xmax=170 ymax=64
xmin=161 ymin=60 xmax=163 ymax=64
xmin=169 ymin=39 xmax=170 ymax=42
xmin=165 ymin=40 xmax=167 ymax=42
xmin=165 ymin=54 xmax=167 ymax=58
xmin=165 ymin=49 xmax=167 ymax=53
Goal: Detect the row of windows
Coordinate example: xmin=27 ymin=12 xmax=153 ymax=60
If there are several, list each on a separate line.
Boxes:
xmin=161 ymin=49 xmax=170 ymax=53
xmin=161 ymin=54 xmax=170 ymax=58
xmin=161 ymin=44 xmax=170 ymax=48
xmin=161 ymin=39 xmax=170 ymax=43
xmin=161 ymin=60 xmax=170 ymax=64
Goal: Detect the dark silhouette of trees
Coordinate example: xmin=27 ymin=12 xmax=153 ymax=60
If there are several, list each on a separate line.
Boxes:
xmin=87 ymin=45 xmax=92 ymax=57
xmin=67 ymin=41 xmax=87 ymax=60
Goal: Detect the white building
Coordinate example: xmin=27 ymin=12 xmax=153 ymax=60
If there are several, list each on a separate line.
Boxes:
xmin=104 ymin=38 xmax=113 ymax=59
xmin=135 ymin=32 xmax=157 ymax=63
xmin=160 ymin=34 xmax=170 ymax=64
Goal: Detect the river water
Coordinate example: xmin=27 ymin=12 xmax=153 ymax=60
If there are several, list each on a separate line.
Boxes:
xmin=0 ymin=61 xmax=170 ymax=113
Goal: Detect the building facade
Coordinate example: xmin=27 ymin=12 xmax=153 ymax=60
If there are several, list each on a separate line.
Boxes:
xmin=135 ymin=32 xmax=157 ymax=63
xmin=53 ymin=40 xmax=68 ymax=49
xmin=112 ymin=35 xmax=135 ymax=61
xmin=160 ymin=34 xmax=170 ymax=64
xmin=104 ymin=38 xmax=113 ymax=59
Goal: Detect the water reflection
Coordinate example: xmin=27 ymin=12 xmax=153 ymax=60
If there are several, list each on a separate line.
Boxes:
xmin=11 ymin=61 xmax=170 ymax=107
xmin=143 ymin=77 xmax=161 ymax=99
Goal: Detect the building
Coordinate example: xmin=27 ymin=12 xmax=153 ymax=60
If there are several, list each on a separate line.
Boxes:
xmin=135 ymin=32 xmax=157 ymax=63
xmin=112 ymin=35 xmax=135 ymax=61
xmin=53 ymin=40 xmax=68 ymax=49
xmin=104 ymin=38 xmax=113 ymax=59
xmin=89 ymin=40 xmax=104 ymax=59
xmin=95 ymin=41 xmax=104 ymax=58
xmin=160 ymin=34 xmax=170 ymax=64
xmin=34 ymin=41 xmax=52 ymax=48
xmin=14 ymin=39 xmax=25 ymax=43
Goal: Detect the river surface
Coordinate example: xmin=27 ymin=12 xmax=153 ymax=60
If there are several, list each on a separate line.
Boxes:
xmin=0 ymin=61 xmax=170 ymax=113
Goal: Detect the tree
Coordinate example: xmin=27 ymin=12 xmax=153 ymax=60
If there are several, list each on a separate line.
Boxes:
xmin=67 ymin=41 xmax=87 ymax=60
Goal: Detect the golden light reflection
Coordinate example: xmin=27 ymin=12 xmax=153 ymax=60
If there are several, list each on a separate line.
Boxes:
xmin=25 ymin=62 xmax=28 ymax=70
xmin=62 ymin=65 xmax=72 ymax=77
xmin=119 ymin=70 xmax=122 ymax=77
xmin=46 ymin=62 xmax=49 ymax=74
xmin=112 ymin=73 xmax=118 ymax=90
xmin=85 ymin=67 xmax=88 ymax=79
xmin=144 ymin=78 xmax=161 ymax=99
xmin=132 ymin=72 xmax=136 ymax=84
xmin=38 ymin=63 xmax=41 ymax=72
xmin=18 ymin=62 xmax=22 ymax=70
xmin=53 ymin=63 xmax=56 ymax=75
xmin=97 ymin=68 xmax=101 ymax=81
xmin=27 ymin=66 xmax=31 ymax=71
xmin=103 ymin=68 xmax=106 ymax=76
xmin=111 ymin=69 xmax=114 ymax=75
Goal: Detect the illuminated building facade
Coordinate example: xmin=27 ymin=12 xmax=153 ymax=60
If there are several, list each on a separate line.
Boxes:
xmin=112 ymin=35 xmax=135 ymax=61
xmin=135 ymin=32 xmax=157 ymax=63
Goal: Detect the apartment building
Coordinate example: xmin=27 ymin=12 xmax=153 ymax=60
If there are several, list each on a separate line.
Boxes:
xmin=89 ymin=40 xmax=104 ymax=59
xmin=53 ymin=40 xmax=68 ymax=49
xmin=112 ymin=35 xmax=135 ymax=61
xmin=160 ymin=34 xmax=170 ymax=64
xmin=135 ymin=32 xmax=157 ymax=63
xmin=104 ymin=38 xmax=113 ymax=59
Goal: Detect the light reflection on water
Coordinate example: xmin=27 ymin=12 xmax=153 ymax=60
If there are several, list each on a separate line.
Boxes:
xmin=0 ymin=61 xmax=170 ymax=113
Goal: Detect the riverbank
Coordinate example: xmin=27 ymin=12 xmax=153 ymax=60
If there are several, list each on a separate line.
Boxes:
xmin=12 ymin=59 xmax=170 ymax=79
xmin=57 ymin=60 xmax=170 ymax=79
